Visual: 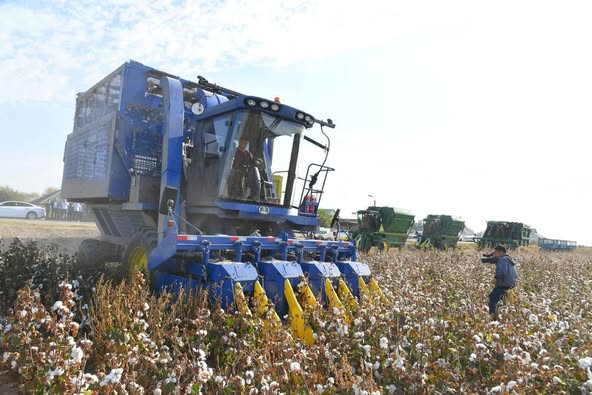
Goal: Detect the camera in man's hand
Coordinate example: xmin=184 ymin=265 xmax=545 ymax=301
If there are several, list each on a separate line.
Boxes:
xmin=481 ymin=253 xmax=499 ymax=264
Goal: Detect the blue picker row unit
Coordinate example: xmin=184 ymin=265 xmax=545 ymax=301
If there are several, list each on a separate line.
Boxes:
xmin=61 ymin=61 xmax=386 ymax=343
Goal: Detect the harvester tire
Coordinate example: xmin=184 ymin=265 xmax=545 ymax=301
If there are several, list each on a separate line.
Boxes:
xmin=357 ymin=235 xmax=372 ymax=254
xmin=77 ymin=239 xmax=121 ymax=282
xmin=78 ymin=239 xmax=120 ymax=267
xmin=121 ymin=230 xmax=158 ymax=286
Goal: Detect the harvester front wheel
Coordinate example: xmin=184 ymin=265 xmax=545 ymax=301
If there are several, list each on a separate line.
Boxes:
xmin=121 ymin=230 xmax=158 ymax=285
xmin=356 ymin=235 xmax=372 ymax=254
xmin=378 ymin=240 xmax=389 ymax=253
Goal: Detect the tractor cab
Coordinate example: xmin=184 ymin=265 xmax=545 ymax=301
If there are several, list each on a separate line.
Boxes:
xmin=180 ymin=79 xmax=334 ymax=235
xmin=186 ymin=109 xmax=304 ymax=206
xmin=357 ymin=209 xmax=381 ymax=233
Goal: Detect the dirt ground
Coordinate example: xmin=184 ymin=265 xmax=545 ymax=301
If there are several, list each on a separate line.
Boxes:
xmin=0 ymin=218 xmax=100 ymax=254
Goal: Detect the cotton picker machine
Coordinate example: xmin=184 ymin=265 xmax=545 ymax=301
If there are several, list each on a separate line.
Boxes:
xmin=478 ymin=221 xmax=531 ymax=250
xmin=61 ymin=61 xmax=386 ymax=343
xmin=350 ymin=206 xmax=415 ymax=253
xmin=417 ymin=214 xmax=465 ymax=250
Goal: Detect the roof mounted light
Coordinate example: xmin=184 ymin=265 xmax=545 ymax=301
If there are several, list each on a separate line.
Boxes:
xmin=260 ymin=101 xmax=270 ymax=109
xmin=304 ymin=115 xmax=312 ymax=123
xmin=296 ymin=112 xmax=305 ymax=120
xmin=245 ymin=99 xmax=257 ymax=107
xmin=271 ymin=103 xmax=280 ymax=111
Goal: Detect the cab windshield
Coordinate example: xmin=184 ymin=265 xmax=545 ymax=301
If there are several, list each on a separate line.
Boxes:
xmin=220 ymin=110 xmax=304 ymax=204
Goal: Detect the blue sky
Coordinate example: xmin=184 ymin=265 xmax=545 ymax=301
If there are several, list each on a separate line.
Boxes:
xmin=0 ymin=0 xmax=591 ymax=245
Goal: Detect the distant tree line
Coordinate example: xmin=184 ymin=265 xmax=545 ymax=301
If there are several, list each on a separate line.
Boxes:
xmin=0 ymin=185 xmax=58 ymax=202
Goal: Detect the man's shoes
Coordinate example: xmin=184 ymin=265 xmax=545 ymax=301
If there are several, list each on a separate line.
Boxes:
xmin=490 ymin=313 xmax=499 ymax=321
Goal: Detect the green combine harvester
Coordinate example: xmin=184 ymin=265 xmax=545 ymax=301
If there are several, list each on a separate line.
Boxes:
xmin=478 ymin=221 xmax=531 ymax=250
xmin=351 ymin=206 xmax=415 ymax=253
xmin=418 ymin=214 xmax=465 ymax=250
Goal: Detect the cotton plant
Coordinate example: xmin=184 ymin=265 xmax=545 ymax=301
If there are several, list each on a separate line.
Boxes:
xmin=2 ymin=245 xmax=592 ymax=393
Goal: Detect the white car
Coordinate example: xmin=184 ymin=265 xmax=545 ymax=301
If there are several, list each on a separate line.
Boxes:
xmin=0 ymin=201 xmax=46 ymax=219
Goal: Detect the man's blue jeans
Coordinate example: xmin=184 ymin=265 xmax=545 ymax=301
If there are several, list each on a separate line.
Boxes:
xmin=489 ymin=287 xmax=510 ymax=315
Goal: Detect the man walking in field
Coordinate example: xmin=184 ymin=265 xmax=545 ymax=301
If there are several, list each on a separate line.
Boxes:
xmin=487 ymin=245 xmax=517 ymax=320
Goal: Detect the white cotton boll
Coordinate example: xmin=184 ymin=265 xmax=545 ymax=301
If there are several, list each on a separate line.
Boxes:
xmin=52 ymin=301 xmax=64 ymax=311
xmin=290 ymin=361 xmax=301 ymax=372
xmin=100 ymin=368 xmax=124 ymax=386
xmin=473 ymin=335 xmax=481 ymax=342
xmin=71 ymin=346 xmax=84 ymax=363
xmin=379 ymin=337 xmax=388 ymax=349
xmin=362 ymin=345 xmax=371 ymax=355
xmin=506 ymin=380 xmax=517 ymax=391
xmin=45 ymin=368 xmax=64 ymax=380
xmin=552 ymin=376 xmax=564 ymax=385
xmin=469 ymin=353 xmax=477 ymax=362
xmin=579 ymin=357 xmax=592 ymax=370
xmin=529 ymin=314 xmax=539 ymax=323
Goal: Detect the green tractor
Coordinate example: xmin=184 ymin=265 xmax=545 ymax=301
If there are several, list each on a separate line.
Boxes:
xmin=351 ymin=206 xmax=415 ymax=253
xmin=478 ymin=221 xmax=531 ymax=250
xmin=418 ymin=214 xmax=465 ymax=250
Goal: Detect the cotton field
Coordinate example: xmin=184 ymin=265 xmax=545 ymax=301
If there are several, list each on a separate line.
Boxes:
xmin=1 ymin=240 xmax=591 ymax=394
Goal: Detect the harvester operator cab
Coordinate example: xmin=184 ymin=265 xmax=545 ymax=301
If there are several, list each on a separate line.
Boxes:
xmin=358 ymin=209 xmax=381 ymax=233
xmin=193 ymin=109 xmax=307 ymax=205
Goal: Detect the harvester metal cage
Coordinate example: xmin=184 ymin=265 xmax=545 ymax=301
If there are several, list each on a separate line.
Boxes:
xmin=478 ymin=221 xmax=531 ymax=250
xmin=418 ymin=214 xmax=465 ymax=250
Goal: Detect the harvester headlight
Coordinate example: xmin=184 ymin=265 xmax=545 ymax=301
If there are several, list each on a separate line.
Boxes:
xmin=270 ymin=103 xmax=280 ymax=111
xmin=246 ymin=99 xmax=257 ymax=107
xmin=296 ymin=112 xmax=305 ymax=120
xmin=260 ymin=101 xmax=270 ymax=109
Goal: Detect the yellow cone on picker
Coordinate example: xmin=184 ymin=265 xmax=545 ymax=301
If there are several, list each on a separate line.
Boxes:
xmin=358 ymin=276 xmax=373 ymax=304
xmin=369 ymin=277 xmax=389 ymax=304
xmin=284 ymin=280 xmax=315 ymax=345
xmin=299 ymin=282 xmax=318 ymax=312
xmin=233 ymin=282 xmax=252 ymax=317
xmin=253 ymin=281 xmax=281 ymax=323
xmin=325 ymin=278 xmax=351 ymax=324
xmin=338 ymin=278 xmax=360 ymax=312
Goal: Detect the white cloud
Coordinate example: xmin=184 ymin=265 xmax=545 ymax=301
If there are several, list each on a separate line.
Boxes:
xmin=0 ymin=0 xmax=479 ymax=104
